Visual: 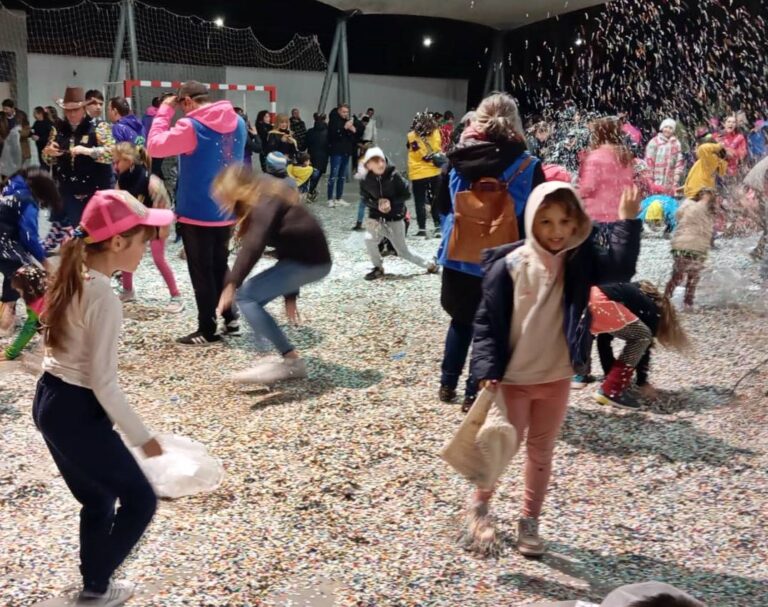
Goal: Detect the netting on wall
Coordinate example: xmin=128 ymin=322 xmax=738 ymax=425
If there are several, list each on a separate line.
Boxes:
xmin=0 ymin=0 xmax=328 ymax=71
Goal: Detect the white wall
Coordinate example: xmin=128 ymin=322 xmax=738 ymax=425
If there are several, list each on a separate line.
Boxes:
xmin=27 ymin=54 xmax=126 ymax=110
xmin=227 ymin=67 xmax=467 ymax=169
xmin=25 ymin=54 xmax=468 ymax=168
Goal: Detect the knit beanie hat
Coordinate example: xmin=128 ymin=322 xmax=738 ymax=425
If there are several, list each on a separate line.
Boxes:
xmin=266 ymin=152 xmax=288 ymax=174
xmin=660 ymin=118 xmax=677 ymax=131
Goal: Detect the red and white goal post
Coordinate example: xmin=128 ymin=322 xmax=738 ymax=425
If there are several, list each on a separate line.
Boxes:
xmin=122 ymin=80 xmax=277 ymax=120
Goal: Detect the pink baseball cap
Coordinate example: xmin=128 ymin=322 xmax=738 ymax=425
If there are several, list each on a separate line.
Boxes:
xmin=80 ymin=190 xmax=174 ymax=243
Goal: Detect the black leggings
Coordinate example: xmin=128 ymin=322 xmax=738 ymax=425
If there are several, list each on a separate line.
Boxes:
xmin=412 ymin=175 xmax=441 ymax=231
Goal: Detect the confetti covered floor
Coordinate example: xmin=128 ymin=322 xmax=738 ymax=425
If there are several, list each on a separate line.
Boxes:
xmin=1 ymin=200 xmax=767 ymax=606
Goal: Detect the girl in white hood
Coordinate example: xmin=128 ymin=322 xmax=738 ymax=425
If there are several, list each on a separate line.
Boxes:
xmin=463 ymin=181 xmax=642 ymax=556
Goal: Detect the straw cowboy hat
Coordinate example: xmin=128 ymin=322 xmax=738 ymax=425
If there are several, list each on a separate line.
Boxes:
xmin=56 ymin=86 xmax=96 ymax=110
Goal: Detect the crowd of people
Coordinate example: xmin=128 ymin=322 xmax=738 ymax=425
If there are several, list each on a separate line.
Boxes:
xmin=1 ymin=78 xmax=761 ymax=607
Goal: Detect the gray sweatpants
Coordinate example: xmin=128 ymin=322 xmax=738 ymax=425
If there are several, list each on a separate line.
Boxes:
xmin=364 ymin=219 xmax=430 ymax=270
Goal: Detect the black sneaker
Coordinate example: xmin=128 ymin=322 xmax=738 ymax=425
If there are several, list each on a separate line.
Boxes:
xmin=416 ymin=229 xmax=427 ymax=237
xmin=461 ymin=393 xmax=477 ymax=413
xmin=352 ymin=222 xmax=363 ymax=231
xmin=307 ymin=190 xmax=318 ymax=203
xmin=594 ymin=388 xmax=642 ymax=410
xmin=176 ymin=331 xmax=222 ymax=346
xmin=364 ymin=267 xmax=385 ymax=281
xmin=439 ymin=385 xmax=457 ymax=403
xmin=222 ymin=320 xmax=241 ymax=336
xmin=433 ymin=227 xmax=442 ymax=238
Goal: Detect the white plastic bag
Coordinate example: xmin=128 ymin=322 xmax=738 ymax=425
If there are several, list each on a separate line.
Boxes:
xmin=133 ymin=434 xmax=224 ymax=499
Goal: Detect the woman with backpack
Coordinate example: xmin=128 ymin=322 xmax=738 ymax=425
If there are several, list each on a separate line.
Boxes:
xmin=435 ymin=93 xmax=546 ymax=409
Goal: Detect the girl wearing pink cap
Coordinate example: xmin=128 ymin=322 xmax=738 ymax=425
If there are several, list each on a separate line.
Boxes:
xmin=34 ymin=190 xmax=172 ymax=606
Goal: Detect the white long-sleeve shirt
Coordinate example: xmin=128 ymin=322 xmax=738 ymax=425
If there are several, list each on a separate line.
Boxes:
xmin=42 ymin=269 xmax=152 ymax=447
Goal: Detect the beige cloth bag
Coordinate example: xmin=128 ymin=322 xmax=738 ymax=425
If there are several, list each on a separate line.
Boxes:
xmin=440 ymin=387 xmax=518 ymax=490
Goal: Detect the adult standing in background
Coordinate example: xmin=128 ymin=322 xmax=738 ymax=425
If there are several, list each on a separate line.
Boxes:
xmin=363 ymin=107 xmax=378 ymax=144
xmin=290 ymin=108 xmax=308 ymax=152
xmin=407 ymin=111 xmax=443 ymax=237
xmin=440 ymin=111 xmax=455 ymax=153
xmin=31 ymin=107 xmax=54 ymax=170
xmin=147 ymin=80 xmax=246 ymax=346
xmin=42 ymin=87 xmax=115 ymax=225
xmin=234 ymin=107 xmax=263 ymax=168
xmin=306 ymin=112 xmax=329 ymax=202
xmin=255 ymin=110 xmax=272 ymax=172
xmin=327 ymin=103 xmax=364 ymax=207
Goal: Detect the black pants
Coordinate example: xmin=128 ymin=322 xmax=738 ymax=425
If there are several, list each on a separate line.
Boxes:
xmin=180 ymin=223 xmax=237 ymax=336
xmin=33 ymin=373 xmax=157 ymax=594
xmin=412 ymin=175 xmax=441 ymax=231
xmin=0 ymin=258 xmax=22 ymax=303
xmin=150 ymin=157 xmax=165 ymax=180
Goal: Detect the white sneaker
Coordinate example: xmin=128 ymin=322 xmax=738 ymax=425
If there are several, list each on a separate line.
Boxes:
xmin=165 ymin=296 xmax=185 ymax=314
xmin=327 ymin=199 xmax=337 ymax=208
xmin=335 ymin=198 xmax=351 ymax=207
xmin=228 ymin=358 xmax=308 ymax=385
xmin=76 ymin=581 xmax=135 ymax=606
xmin=426 ymin=261 xmax=439 ymax=274
xmin=119 ymin=289 xmax=136 ymax=303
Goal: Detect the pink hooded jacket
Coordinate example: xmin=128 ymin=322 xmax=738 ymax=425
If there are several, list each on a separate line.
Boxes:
xmin=147 ymin=100 xmax=241 ymax=159
xmin=578 ymin=145 xmax=635 ymax=222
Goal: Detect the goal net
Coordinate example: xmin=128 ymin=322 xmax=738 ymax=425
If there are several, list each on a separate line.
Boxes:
xmin=120 ymin=79 xmax=277 ymax=121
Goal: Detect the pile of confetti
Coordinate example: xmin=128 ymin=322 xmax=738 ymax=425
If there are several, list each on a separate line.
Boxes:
xmin=1 ymin=199 xmax=766 ymax=606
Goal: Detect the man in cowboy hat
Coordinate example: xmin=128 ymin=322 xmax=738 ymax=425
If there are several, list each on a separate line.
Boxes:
xmin=42 ymin=86 xmax=115 ymax=226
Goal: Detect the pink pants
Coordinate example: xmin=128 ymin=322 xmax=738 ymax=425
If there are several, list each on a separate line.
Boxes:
xmin=122 ymin=239 xmax=180 ymax=297
xmin=500 ymin=378 xmax=571 ymax=518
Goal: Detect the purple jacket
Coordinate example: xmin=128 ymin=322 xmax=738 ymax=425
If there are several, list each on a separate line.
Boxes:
xmin=112 ymin=114 xmax=146 ymax=145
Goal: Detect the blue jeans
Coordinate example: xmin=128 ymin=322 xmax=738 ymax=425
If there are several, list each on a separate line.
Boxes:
xmin=237 ymin=260 xmax=332 ymax=355
xmin=441 ymin=319 xmax=477 ymax=397
xmin=299 ymin=169 xmax=321 ymax=194
xmin=33 ymin=373 xmax=157 ymax=594
xmin=327 ymin=153 xmax=350 ymax=200
xmin=63 ymin=192 xmax=93 ymax=226
xmin=357 ymin=200 xmax=366 ymax=223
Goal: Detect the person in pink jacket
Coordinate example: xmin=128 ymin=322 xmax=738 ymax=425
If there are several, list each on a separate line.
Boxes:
xmin=578 ymin=117 xmax=635 ymax=222
xmin=715 ymin=115 xmax=748 ymax=177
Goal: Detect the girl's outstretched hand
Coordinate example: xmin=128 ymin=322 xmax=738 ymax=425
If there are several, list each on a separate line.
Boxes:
xmin=619 ymin=185 xmax=641 ymax=219
xmin=141 ymin=437 xmax=163 ymax=458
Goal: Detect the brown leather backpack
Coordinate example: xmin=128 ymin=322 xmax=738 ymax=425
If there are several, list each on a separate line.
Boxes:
xmin=447 ymin=157 xmax=532 ymax=264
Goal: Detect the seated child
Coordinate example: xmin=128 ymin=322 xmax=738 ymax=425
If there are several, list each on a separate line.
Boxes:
xmin=1 ymin=265 xmax=46 ymax=361
xmin=359 ymin=147 xmax=438 ymax=280
xmin=287 ymin=152 xmax=319 ymax=197
xmin=590 ymin=280 xmax=689 ymax=410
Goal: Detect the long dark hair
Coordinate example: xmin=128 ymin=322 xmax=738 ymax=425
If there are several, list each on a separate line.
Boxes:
xmin=9 ymin=168 xmax=62 ymax=212
xmin=256 ymin=110 xmax=271 ymax=125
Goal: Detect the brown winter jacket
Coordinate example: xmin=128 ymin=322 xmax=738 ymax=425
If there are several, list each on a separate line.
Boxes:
xmin=671 ymin=198 xmax=714 ymax=255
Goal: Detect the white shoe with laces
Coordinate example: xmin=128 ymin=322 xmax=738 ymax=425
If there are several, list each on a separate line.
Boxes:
xmin=228 ymin=358 xmax=308 ymax=385
xmin=165 ymin=296 xmax=185 ymax=314
xmin=75 ymin=580 xmax=135 ymax=606
xmin=327 ymin=199 xmax=337 ymax=208
xmin=335 ymin=198 xmax=351 ymax=207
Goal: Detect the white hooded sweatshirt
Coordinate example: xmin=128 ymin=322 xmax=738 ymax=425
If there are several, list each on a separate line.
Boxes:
xmin=503 ymin=182 xmax=593 ymax=385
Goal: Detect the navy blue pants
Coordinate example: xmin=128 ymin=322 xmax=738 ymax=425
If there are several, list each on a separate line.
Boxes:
xmin=440 ymin=319 xmax=478 ymax=398
xmin=33 ymin=373 xmax=157 ymax=594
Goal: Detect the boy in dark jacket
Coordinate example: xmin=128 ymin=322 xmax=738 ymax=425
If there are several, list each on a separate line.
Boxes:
xmin=461 ymin=181 xmax=641 ymax=557
xmin=360 ymin=147 xmax=438 ymax=280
